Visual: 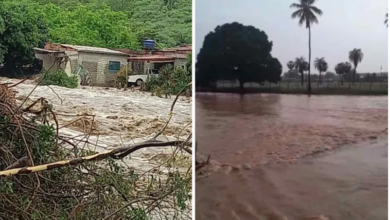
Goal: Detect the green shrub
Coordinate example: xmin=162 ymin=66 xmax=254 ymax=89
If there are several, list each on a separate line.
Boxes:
xmin=40 ymin=69 xmax=79 ymax=88
xmin=145 ymin=64 xmax=191 ymax=96
xmin=117 ymin=75 xmax=127 ymax=85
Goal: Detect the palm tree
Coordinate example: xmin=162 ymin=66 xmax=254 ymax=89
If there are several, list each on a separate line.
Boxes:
xmin=294 ymin=56 xmax=307 ymax=85
xmin=335 ymin=63 xmax=344 ymax=85
xmin=303 ymin=61 xmax=309 ymax=82
xmin=314 ymin=57 xmax=328 ymax=85
xmin=320 ymin=63 xmax=328 ymax=85
xmin=290 ymin=0 xmax=323 ymax=93
xmin=348 ymin=48 xmax=364 ymax=85
xmin=385 ymin=12 xmax=388 ymax=27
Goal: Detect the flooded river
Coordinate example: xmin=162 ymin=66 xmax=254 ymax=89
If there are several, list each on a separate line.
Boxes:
xmin=196 ymin=93 xmax=388 ymax=220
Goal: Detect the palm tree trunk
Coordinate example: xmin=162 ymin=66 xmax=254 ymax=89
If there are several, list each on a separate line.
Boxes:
xmin=300 ymin=71 xmax=304 ymax=86
xmin=307 ymin=26 xmax=312 ymax=93
xmin=353 ymin=67 xmax=356 ymax=86
xmin=319 ymin=71 xmax=322 ymax=85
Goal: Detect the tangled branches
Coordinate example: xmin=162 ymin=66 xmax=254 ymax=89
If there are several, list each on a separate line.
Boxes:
xmin=0 ymin=79 xmax=192 ymax=219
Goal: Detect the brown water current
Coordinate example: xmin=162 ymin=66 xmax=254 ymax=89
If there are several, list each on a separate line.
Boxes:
xmin=196 ymin=93 xmax=388 ymax=220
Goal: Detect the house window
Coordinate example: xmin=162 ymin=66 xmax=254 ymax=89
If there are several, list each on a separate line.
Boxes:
xmin=108 ymin=61 xmax=121 ymax=73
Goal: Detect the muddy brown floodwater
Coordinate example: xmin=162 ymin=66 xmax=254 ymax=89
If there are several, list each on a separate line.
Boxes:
xmin=196 ymin=93 xmax=388 ymax=220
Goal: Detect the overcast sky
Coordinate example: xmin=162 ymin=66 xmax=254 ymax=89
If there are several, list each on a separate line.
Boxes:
xmin=195 ymin=0 xmax=388 ymax=73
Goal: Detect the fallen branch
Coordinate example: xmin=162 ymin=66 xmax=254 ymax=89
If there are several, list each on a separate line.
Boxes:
xmin=4 ymin=156 xmax=30 ymax=170
xmin=0 ymin=140 xmax=191 ymax=177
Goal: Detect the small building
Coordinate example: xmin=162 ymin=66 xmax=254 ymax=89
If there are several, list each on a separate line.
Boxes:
xmin=34 ymin=43 xmax=129 ymax=86
xmin=34 ymin=42 xmax=192 ymax=87
xmin=123 ymin=44 xmax=191 ymax=75
xmin=128 ymin=53 xmax=189 ymax=75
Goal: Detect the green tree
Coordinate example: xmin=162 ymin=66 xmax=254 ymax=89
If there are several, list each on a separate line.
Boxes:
xmin=335 ymin=63 xmax=344 ymax=85
xmin=286 ymin=60 xmax=299 ymax=80
xmin=122 ymin=0 xmax=191 ymax=48
xmin=186 ymin=53 xmax=192 ymax=74
xmin=348 ymin=48 xmax=364 ymax=85
xmin=265 ymin=57 xmax=283 ymax=83
xmin=0 ymin=1 xmax=48 ymax=74
xmin=314 ymin=57 xmax=328 ymax=84
xmin=40 ymin=3 xmax=140 ymax=49
xmin=287 ymin=61 xmax=295 ymax=72
xmin=294 ymin=56 xmax=307 ymax=85
xmin=343 ymin=62 xmax=352 ymax=87
xmin=7 ymin=0 xmax=191 ymax=48
xmin=290 ymin=0 xmax=323 ymax=93
xmin=196 ymin=22 xmax=282 ymax=91
xmin=324 ymin=71 xmax=336 ymax=80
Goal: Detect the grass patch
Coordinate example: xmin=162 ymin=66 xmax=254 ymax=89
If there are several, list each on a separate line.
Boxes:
xmin=197 ymin=82 xmax=388 ymax=95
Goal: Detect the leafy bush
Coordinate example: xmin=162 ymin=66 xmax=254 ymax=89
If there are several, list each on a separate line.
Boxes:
xmin=168 ymin=66 xmax=191 ymax=94
xmin=145 ymin=64 xmax=191 ymax=97
xmin=40 ymin=69 xmax=79 ymax=88
xmin=117 ymin=75 xmax=127 ymax=85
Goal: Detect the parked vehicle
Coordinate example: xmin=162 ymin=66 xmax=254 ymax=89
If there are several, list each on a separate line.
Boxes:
xmin=128 ymin=69 xmax=159 ymax=86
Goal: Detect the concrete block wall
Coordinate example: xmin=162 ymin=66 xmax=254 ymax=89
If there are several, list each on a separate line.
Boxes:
xmin=174 ymin=58 xmax=187 ymax=70
xmin=77 ymin=52 xmax=128 ymax=86
xmin=81 ymin=61 xmax=98 ymax=85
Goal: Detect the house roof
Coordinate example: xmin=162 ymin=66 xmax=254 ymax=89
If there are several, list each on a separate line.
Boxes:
xmin=127 ymin=53 xmax=188 ymax=62
xmin=40 ymin=43 xmax=128 ymax=56
xmin=60 ymin=44 xmax=128 ymax=56
xmin=165 ymin=45 xmax=192 ymax=52
xmin=128 ymin=55 xmax=176 ymax=62
xmin=34 ymin=47 xmax=65 ymax=54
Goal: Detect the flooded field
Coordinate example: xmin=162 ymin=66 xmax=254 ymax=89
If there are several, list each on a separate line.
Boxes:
xmin=196 ymin=93 xmax=388 ymax=220
xmin=196 ymin=93 xmax=387 ymax=165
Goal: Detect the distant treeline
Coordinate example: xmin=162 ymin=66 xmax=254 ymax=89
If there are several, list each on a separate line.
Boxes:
xmin=0 ymin=0 xmax=191 ymax=74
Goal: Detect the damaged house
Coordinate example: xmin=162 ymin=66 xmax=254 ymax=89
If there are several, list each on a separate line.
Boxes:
xmin=34 ymin=41 xmax=192 ymax=87
xmin=34 ymin=43 xmax=129 ymax=87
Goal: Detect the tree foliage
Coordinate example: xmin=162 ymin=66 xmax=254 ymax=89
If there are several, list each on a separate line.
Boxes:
xmin=145 ymin=64 xmax=191 ymax=97
xmin=335 ymin=62 xmax=352 ymax=85
xmin=3 ymin=0 xmax=191 ymax=49
xmin=0 ymin=0 xmax=191 ymax=73
xmin=40 ymin=3 xmax=140 ymax=49
xmin=0 ymin=1 xmax=48 ymax=70
xmin=196 ymin=22 xmax=282 ymax=90
xmin=5 ymin=0 xmax=191 ymax=49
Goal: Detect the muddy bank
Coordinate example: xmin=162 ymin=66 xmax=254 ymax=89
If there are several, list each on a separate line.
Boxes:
xmin=196 ymin=139 xmax=388 ymax=220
